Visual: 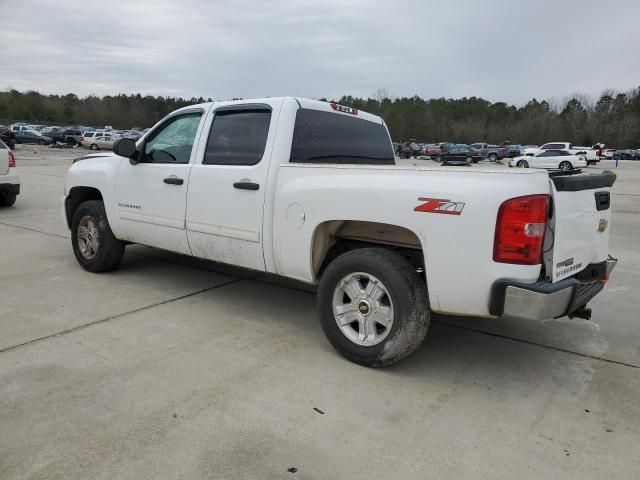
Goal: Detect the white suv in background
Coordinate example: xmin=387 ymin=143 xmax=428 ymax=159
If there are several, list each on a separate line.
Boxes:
xmin=0 ymin=139 xmax=20 ymax=207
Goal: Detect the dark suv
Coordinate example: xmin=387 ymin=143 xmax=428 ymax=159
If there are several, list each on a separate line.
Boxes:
xmin=63 ymin=129 xmax=84 ymax=145
xmin=438 ymin=145 xmax=481 ymax=166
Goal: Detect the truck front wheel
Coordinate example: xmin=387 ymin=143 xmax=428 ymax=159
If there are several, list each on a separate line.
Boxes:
xmin=71 ymin=200 xmax=125 ymax=272
xmin=318 ymin=248 xmax=429 ymax=367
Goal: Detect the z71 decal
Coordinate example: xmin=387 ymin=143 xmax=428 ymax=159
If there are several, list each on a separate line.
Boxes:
xmin=414 ymin=197 xmax=465 ymax=215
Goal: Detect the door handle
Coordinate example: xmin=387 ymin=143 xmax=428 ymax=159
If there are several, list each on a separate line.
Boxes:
xmin=164 ymin=177 xmax=184 ymax=185
xmin=233 ymin=181 xmax=259 ymax=191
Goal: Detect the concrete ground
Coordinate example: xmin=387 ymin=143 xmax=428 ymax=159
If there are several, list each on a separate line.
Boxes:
xmin=1 ymin=145 xmax=638 ymax=479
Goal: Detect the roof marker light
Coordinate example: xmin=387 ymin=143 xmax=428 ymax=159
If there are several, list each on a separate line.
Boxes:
xmin=330 ymin=103 xmax=358 ymax=115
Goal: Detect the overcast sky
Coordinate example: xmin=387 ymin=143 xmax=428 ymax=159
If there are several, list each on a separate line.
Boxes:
xmin=2 ymin=0 xmax=639 ymax=105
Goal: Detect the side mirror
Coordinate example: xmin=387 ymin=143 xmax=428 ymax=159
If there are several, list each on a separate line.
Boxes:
xmin=113 ymin=138 xmax=137 ymax=161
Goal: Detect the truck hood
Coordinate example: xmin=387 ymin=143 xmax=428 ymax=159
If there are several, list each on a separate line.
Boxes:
xmin=73 ymin=152 xmax=116 ymax=163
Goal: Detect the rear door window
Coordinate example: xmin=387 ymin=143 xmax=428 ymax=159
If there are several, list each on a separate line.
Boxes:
xmin=290 ymin=109 xmax=394 ymax=165
xmin=203 ymin=109 xmax=271 ymax=165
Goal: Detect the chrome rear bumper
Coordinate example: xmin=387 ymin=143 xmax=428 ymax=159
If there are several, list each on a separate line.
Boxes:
xmin=490 ymin=257 xmax=617 ymax=321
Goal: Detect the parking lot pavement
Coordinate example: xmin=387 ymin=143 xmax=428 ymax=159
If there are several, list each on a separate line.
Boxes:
xmin=1 ymin=147 xmax=639 ymax=479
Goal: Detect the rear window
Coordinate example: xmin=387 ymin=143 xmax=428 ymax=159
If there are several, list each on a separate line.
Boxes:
xmin=290 ymin=109 xmax=394 ymax=165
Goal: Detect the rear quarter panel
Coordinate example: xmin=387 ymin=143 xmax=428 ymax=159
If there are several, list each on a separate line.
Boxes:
xmin=272 ymin=164 xmax=551 ymax=317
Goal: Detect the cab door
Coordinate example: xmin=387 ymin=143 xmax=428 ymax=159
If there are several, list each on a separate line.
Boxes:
xmin=186 ymin=99 xmax=283 ymax=271
xmin=114 ymin=109 xmax=205 ymax=254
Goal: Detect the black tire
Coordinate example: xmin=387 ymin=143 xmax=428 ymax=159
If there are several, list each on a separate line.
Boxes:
xmin=71 ymin=200 xmax=125 ymax=272
xmin=488 ymin=153 xmax=498 ymax=162
xmin=318 ymin=248 xmax=429 ymax=367
xmin=465 ymin=156 xmax=473 ymax=165
xmin=38 ymin=139 xmax=45 ymax=145
xmin=517 ymin=160 xmax=529 ymax=168
xmin=559 ymin=161 xmax=572 ymax=172
xmin=90 ymin=143 xmax=99 ymax=150
xmin=0 ymin=193 xmax=17 ymax=207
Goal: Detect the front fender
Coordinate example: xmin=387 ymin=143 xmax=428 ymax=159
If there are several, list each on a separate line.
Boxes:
xmin=65 ymin=155 xmax=123 ymax=235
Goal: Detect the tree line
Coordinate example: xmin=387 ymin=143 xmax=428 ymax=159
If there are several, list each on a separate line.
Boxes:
xmin=1 ymin=87 xmax=639 ymax=147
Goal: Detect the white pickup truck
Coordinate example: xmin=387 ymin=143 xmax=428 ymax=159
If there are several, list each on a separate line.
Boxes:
xmin=0 ymin=139 xmax=19 ymax=207
xmin=525 ymin=142 xmax=599 ymax=165
xmin=63 ymin=97 xmax=617 ymax=366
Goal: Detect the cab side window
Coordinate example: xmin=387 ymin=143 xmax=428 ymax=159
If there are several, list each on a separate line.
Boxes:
xmin=141 ymin=112 xmax=203 ymax=164
xmin=203 ymin=109 xmax=271 ymax=166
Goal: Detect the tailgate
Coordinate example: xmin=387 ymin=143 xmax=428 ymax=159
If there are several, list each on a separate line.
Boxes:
xmin=544 ymin=171 xmax=616 ymax=282
xmin=0 ymin=148 xmax=9 ymax=175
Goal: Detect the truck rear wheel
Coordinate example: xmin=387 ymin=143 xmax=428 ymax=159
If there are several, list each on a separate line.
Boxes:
xmin=71 ymin=200 xmax=125 ymax=272
xmin=318 ymin=248 xmax=429 ymax=367
xmin=0 ymin=193 xmax=16 ymax=207
xmin=488 ymin=153 xmax=498 ymax=162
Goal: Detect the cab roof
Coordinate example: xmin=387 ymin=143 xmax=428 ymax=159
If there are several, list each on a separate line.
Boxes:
xmin=173 ymin=97 xmax=384 ymax=124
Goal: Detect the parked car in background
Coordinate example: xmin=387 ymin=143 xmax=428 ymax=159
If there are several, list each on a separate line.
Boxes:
xmin=527 ymin=142 xmax=598 ymax=165
xmin=125 ymin=131 xmax=142 ymax=141
xmin=510 ymin=150 xmax=587 ymax=171
xmin=82 ymin=131 xmax=98 ymax=144
xmin=14 ymin=131 xmax=53 ymax=145
xmin=424 ymin=144 xmax=443 ymax=158
xmin=613 ymin=149 xmax=640 ymax=160
xmin=572 ymin=145 xmax=599 ymax=165
xmin=82 ymin=130 xmax=114 ymax=144
xmin=504 ymin=144 xmax=525 ymax=158
xmin=469 ymin=143 xmax=509 ymax=162
xmin=0 ymin=127 xmax=16 ymax=150
xmin=438 ymin=145 xmax=479 ymax=165
xmin=45 ymin=128 xmax=66 ymax=143
xmin=10 ymin=124 xmax=37 ymax=133
xmin=63 ymin=128 xmax=84 ymax=145
xmin=85 ymin=133 xmax=117 ymax=150
xmin=41 ymin=126 xmax=61 ymax=135
xmin=0 ymin=139 xmax=19 ymax=207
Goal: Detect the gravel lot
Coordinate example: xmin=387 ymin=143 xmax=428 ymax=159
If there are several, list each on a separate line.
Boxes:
xmin=1 ymin=145 xmax=639 ymax=479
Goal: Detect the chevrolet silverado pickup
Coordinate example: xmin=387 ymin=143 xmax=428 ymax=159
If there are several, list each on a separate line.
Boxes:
xmin=63 ymin=97 xmax=617 ymax=366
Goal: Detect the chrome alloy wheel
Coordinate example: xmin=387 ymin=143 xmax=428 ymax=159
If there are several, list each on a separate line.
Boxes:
xmin=332 ymin=272 xmax=394 ymax=346
xmin=77 ymin=215 xmax=100 ymax=260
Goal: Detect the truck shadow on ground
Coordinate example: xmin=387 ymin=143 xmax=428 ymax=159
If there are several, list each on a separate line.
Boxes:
xmin=121 ymin=246 xmax=607 ymax=380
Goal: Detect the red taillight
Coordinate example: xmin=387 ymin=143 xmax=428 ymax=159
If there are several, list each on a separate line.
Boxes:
xmin=493 ymin=194 xmax=550 ymax=265
xmin=8 ymin=151 xmax=16 ymax=168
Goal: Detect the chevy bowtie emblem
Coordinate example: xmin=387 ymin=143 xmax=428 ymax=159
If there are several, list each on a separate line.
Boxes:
xmin=597 ymin=218 xmax=608 ymax=233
